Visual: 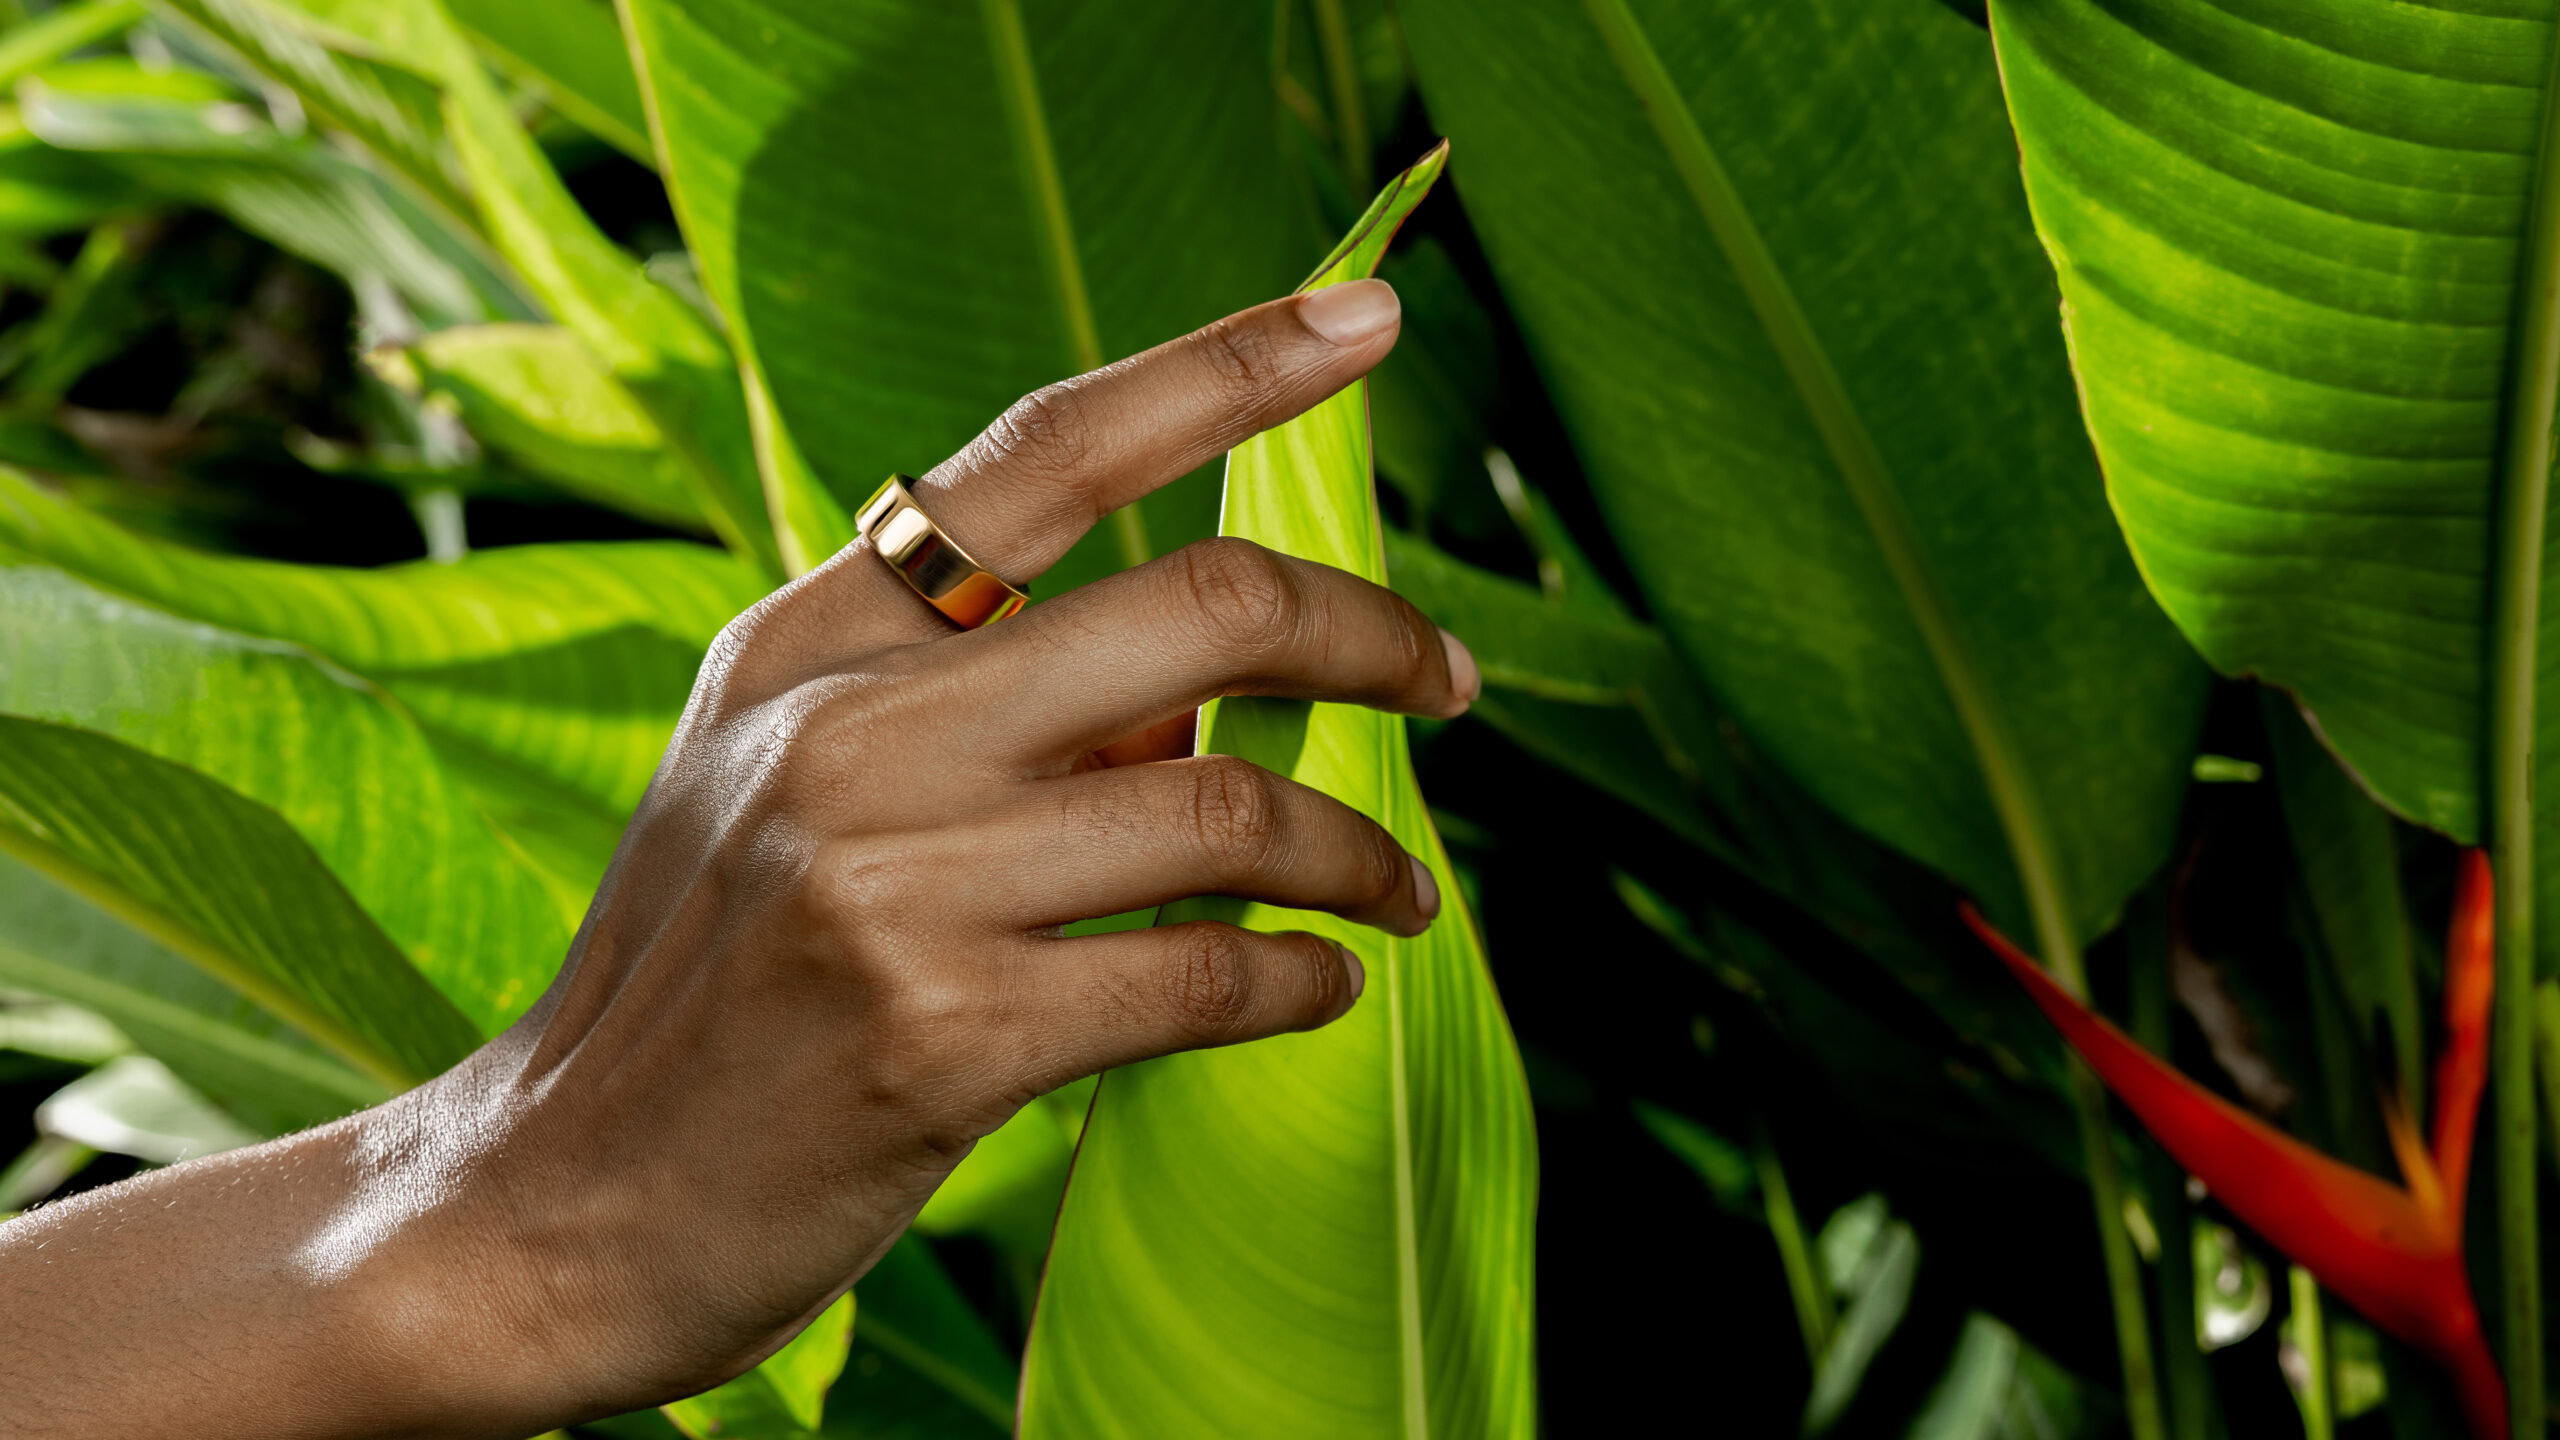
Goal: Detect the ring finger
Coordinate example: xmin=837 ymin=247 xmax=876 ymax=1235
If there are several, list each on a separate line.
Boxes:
xmin=987 ymin=755 xmax=1440 ymax=938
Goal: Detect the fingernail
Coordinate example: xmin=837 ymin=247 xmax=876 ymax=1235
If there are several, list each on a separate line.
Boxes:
xmin=1338 ymin=944 xmax=1367 ymax=1004
xmin=1299 ymin=279 xmax=1399 ymax=346
xmin=1409 ymin=857 xmax=1441 ymax=922
xmin=1439 ymin=628 xmax=1480 ymax=708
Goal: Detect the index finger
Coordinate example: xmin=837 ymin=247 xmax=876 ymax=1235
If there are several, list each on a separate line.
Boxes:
xmin=911 ymin=280 xmax=1403 ymax=584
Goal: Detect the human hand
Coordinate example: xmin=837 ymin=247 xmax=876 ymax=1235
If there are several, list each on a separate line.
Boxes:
xmin=350 ymin=278 xmax=1474 ymax=1430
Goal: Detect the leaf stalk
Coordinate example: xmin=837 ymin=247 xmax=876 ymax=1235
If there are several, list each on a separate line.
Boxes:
xmin=2485 ymin=22 xmax=2560 ymax=1436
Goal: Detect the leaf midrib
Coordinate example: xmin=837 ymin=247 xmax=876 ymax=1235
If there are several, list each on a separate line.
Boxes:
xmin=0 ymin=826 xmax=425 ymax=1093
xmin=1576 ymin=0 xmax=2086 ymax=983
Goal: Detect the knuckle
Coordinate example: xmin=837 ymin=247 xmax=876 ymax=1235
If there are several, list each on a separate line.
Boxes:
xmin=1297 ymin=933 xmax=1350 ymax=1023
xmin=1357 ymin=824 xmax=1408 ymax=907
xmin=1194 ymin=315 xmax=1283 ymax=400
xmin=1185 ymin=756 xmax=1282 ymax=871
xmin=985 ymin=381 xmax=1093 ymax=480
xmin=1180 ymin=537 xmax=1298 ymax=654
xmin=1166 ymin=924 xmax=1256 ymax=1037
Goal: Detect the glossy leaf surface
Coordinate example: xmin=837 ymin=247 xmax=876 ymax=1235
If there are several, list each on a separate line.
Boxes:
xmin=1988 ymin=0 xmax=2554 ymax=846
xmin=1397 ymin=0 xmax=2206 ymax=936
xmin=1022 ymin=144 xmax=1536 ymax=1439
xmin=0 ymin=858 xmax=386 ymax=1133
xmin=0 ymin=717 xmax=480 ymax=1087
xmin=0 ymin=471 xmax=762 ymax=895
xmin=621 ymin=0 xmax=1307 ymax=584
xmin=0 ymin=543 xmax=577 ymax=1028
xmin=374 ymin=323 xmax=712 ymax=533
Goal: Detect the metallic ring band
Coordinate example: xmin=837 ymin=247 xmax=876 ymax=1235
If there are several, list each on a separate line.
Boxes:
xmin=855 ymin=475 xmax=1030 ymax=629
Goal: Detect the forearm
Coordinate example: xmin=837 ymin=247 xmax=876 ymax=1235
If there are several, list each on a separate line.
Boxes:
xmin=0 ymin=1080 xmax=587 ymax=1440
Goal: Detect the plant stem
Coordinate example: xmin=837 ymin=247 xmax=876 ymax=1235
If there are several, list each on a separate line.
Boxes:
xmin=2133 ymin=893 xmax=2216 ymax=1439
xmin=1579 ymin=3 xmax=2163 ymax=1433
xmin=2487 ymin=25 xmax=2560 ymax=1439
xmin=1754 ymin=1118 xmax=1833 ymax=1367
xmin=2287 ymin=1268 xmax=2334 ymax=1440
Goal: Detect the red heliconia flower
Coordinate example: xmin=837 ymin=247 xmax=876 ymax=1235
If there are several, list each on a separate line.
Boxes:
xmin=1963 ymin=850 xmax=2502 ymax=1439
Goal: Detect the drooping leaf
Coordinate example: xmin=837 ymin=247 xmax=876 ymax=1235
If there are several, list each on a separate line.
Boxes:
xmin=0 ymin=858 xmax=386 ymax=1133
xmin=164 ymin=0 xmax=785 ymax=575
xmin=442 ymin=0 xmax=652 ymax=163
xmin=1388 ymin=530 xmax=2071 ymax=1098
xmin=0 ymin=552 xmax=576 ymax=1029
xmin=1022 ymin=145 xmax=1536 ymax=1438
xmin=0 ymin=717 xmax=481 ymax=1088
xmin=1396 ymin=0 xmax=2207 ymax=939
xmin=20 ymin=78 xmax=530 ymax=327
xmin=621 ymin=0 xmax=1310 ymax=587
xmin=153 ymin=0 xmax=468 ymax=224
xmin=35 ymin=1052 xmax=258 ymax=1163
xmin=0 ymin=470 xmax=763 ymax=895
xmin=1985 ymin=0 xmax=2552 ymax=853
xmin=1806 ymin=1195 xmax=1920 ymax=1436
xmin=663 ymin=1293 xmax=856 ymax=1440
xmin=371 ymin=323 xmax=711 ymax=532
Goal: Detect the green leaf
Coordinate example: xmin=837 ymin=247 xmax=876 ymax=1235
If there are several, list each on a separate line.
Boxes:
xmin=165 ymin=0 xmax=785 ymax=576
xmin=1387 ymin=531 xmax=2072 ymax=1097
xmin=1805 ymin=1196 xmax=1920 ymax=1436
xmin=372 ymin=323 xmax=712 ymax=531
xmin=0 ymin=551 xmax=576 ymax=1029
xmin=442 ymin=0 xmax=652 ymax=163
xmin=824 ymin=1237 xmax=1016 ymax=1439
xmin=0 ymin=1 xmax=148 ymax=89
xmin=20 ymin=79 xmax=532 ymax=327
xmin=35 ymin=1052 xmax=258 ymax=1163
xmin=1985 ymin=0 xmax=2549 ymax=849
xmin=0 ymin=857 xmax=386 ymax=1133
xmin=154 ymin=0 xmax=469 ymax=225
xmin=0 ymin=469 xmax=764 ymax=896
xmin=0 ymin=717 xmax=481 ymax=1088
xmin=621 ymin=0 xmax=1310 ymax=587
xmin=1633 ymin=1100 xmax=1756 ymax=1219
xmin=1396 ymin=0 xmax=2207 ymax=942
xmin=663 ymin=1293 xmax=855 ymax=1440
xmin=1022 ymin=143 xmax=1537 ymax=1440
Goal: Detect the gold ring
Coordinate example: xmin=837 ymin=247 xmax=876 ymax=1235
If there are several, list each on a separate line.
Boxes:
xmin=855 ymin=475 xmax=1029 ymax=628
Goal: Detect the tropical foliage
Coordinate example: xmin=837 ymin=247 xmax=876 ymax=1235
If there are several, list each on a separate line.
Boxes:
xmin=0 ymin=0 xmax=2553 ymax=1436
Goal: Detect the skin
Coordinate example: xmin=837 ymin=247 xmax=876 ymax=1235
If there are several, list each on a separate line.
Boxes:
xmin=0 ymin=279 xmax=1475 ymax=1438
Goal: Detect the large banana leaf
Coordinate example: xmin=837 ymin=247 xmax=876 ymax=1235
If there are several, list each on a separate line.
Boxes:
xmin=0 ymin=717 xmax=480 ymax=1088
xmin=620 ymin=0 xmax=1309 ymax=588
xmin=0 ymin=549 xmax=576 ymax=1027
xmin=1396 ymin=0 xmax=2207 ymax=940
xmin=0 ymin=858 xmax=387 ymax=1134
xmin=1986 ymin=0 xmax=2549 ymax=849
xmin=0 ymin=471 xmax=763 ymax=893
xmin=1022 ymin=145 xmax=1537 ymax=1439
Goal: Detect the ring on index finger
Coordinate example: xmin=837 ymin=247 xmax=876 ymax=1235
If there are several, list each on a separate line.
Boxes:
xmin=857 ymin=474 xmax=1032 ymax=629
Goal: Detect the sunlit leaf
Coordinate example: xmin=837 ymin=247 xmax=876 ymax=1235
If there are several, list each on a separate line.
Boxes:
xmin=0 ymin=716 xmax=481 ymax=1086
xmin=371 ymin=322 xmax=711 ymax=531
xmin=1023 ymin=142 xmax=1537 ymax=1440
xmin=621 ymin=0 xmax=1309 ymax=586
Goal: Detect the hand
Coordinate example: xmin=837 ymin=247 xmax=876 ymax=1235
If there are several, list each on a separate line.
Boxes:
xmin=0 ymin=279 xmax=1478 ymax=1439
